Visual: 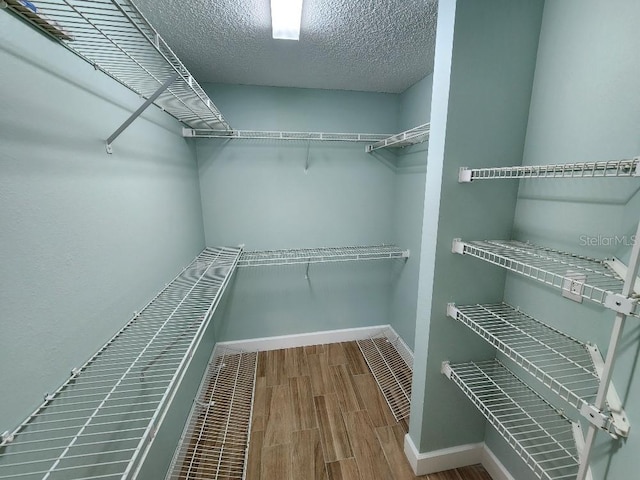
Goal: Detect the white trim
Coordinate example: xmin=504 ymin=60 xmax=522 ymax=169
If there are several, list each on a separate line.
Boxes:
xmin=481 ymin=445 xmax=516 ymax=480
xmin=213 ymin=325 xmax=393 ymax=354
xmin=387 ymin=328 xmax=414 ymax=366
xmin=403 ymin=434 xmax=483 ymax=475
xmin=403 ymin=436 xmax=516 ymax=479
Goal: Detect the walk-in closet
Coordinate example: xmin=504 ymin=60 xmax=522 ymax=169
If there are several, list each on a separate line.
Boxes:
xmin=1 ymin=1 xmax=638 ymax=480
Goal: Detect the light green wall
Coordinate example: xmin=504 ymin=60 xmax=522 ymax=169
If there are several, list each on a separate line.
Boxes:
xmin=501 ymin=0 xmax=640 ymax=478
xmin=0 ymin=11 xmax=206 ymax=443
xmin=409 ymin=0 xmax=544 ymax=453
xmin=389 ymin=75 xmax=432 ymax=349
xmin=196 ymin=84 xmax=401 ymax=341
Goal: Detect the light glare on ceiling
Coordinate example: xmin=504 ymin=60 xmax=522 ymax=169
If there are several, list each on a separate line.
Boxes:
xmin=271 ymin=0 xmax=303 ymax=40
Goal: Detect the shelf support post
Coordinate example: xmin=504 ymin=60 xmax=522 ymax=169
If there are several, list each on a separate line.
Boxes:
xmin=106 ymin=72 xmax=179 ymax=154
xmin=576 ymin=219 xmax=640 ymax=480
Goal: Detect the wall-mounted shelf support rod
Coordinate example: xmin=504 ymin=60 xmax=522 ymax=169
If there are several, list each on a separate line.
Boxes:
xmin=305 ymin=139 xmax=311 ymax=172
xmin=576 ymin=220 xmax=640 ymax=480
xmin=106 ymin=72 xmax=179 ymax=154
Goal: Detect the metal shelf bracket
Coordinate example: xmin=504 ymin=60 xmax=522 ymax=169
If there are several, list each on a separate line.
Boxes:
xmin=572 ymin=423 xmax=594 ymax=480
xmin=441 ymin=360 xmax=452 ymax=377
xmin=446 ymin=303 xmax=459 ymax=319
xmin=579 ymin=403 xmax=616 ymax=435
xmin=451 ymin=238 xmax=465 ymax=255
xmin=604 ymin=293 xmax=637 ymax=316
xmin=586 ymin=344 xmax=630 ymax=437
xmin=458 ymin=167 xmax=473 ymax=183
xmin=106 ymin=72 xmax=179 ymax=154
xmin=1 ymin=431 xmax=14 ymax=446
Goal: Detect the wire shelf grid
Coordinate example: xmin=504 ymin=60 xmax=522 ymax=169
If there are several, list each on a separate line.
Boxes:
xmin=356 ymin=336 xmax=412 ymax=421
xmin=454 ymin=240 xmax=638 ymax=318
xmin=365 ymin=123 xmax=430 ymax=153
xmin=459 ymin=158 xmax=639 ymax=182
xmin=182 ymin=129 xmax=390 ymax=142
xmin=444 ymin=360 xmax=580 ymax=480
xmin=0 ymin=246 xmax=242 ymax=480
xmin=449 ymin=303 xmax=600 ymax=412
xmin=5 ymin=0 xmax=230 ymax=130
xmin=165 ymin=348 xmax=258 ymax=480
xmin=237 ymin=245 xmax=409 ymax=268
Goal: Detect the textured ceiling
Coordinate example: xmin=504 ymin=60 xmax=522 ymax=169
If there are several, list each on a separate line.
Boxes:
xmin=133 ymin=0 xmax=438 ymax=93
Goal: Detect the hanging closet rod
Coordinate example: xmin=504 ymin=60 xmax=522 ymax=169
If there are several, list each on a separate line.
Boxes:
xmin=237 ymin=245 xmax=410 ymax=268
xmin=182 ymin=128 xmax=391 ymax=143
xmin=3 ymin=0 xmax=230 ymax=132
xmin=365 ymin=123 xmax=430 ymax=153
xmin=0 ymin=247 xmax=242 ymax=480
xmin=459 ymin=157 xmax=639 ymax=182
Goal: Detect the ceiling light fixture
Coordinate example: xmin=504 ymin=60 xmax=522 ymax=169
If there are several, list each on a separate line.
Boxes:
xmin=271 ymin=0 xmax=303 ymax=41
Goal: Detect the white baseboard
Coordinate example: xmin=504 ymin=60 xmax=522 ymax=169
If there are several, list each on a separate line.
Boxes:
xmin=213 ymin=324 xmax=393 ymax=354
xmin=481 ymin=445 xmax=516 ymax=480
xmin=403 ymin=435 xmax=515 ymax=479
xmin=403 ymin=434 xmax=484 ymax=475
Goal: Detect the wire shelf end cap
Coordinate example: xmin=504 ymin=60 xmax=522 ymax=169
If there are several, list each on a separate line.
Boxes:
xmin=458 ymin=167 xmax=472 ymax=183
xmin=452 ymin=238 xmax=465 ymax=255
xmin=1 ymin=431 xmax=14 ymax=445
xmin=446 ymin=303 xmax=459 ymax=319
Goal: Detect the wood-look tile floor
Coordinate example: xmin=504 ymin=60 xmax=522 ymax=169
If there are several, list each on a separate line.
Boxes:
xmin=246 ymin=341 xmax=492 ymax=480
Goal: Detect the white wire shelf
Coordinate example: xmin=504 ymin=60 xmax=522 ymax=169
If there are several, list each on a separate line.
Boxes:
xmin=442 ymin=360 xmax=584 ymax=480
xmin=166 ymin=348 xmax=257 ymax=480
xmin=237 ymin=245 xmax=410 ymax=268
xmin=4 ymin=0 xmax=229 ymax=131
xmin=448 ymin=303 xmax=599 ymax=410
xmin=458 ymin=157 xmax=640 ymax=182
xmin=365 ymin=123 xmax=430 ymax=153
xmin=0 ymin=246 xmax=242 ymax=480
xmin=182 ymin=128 xmax=390 ymax=142
xmin=452 ymin=240 xmax=639 ymax=318
xmin=357 ymin=335 xmax=413 ymax=421
xmin=446 ymin=303 xmax=629 ymax=437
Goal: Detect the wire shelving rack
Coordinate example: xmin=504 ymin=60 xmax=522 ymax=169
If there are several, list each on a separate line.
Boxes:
xmin=452 ymin=240 xmax=638 ymax=318
xmin=442 ymin=360 xmax=584 ymax=480
xmin=4 ymin=0 xmax=229 ymax=131
xmin=182 ymin=129 xmax=390 ymax=143
xmin=0 ymin=246 xmax=242 ymax=480
xmin=458 ymin=157 xmax=639 ymax=182
xmin=165 ymin=347 xmax=257 ymax=480
xmin=365 ymin=123 xmax=430 ymax=153
xmin=455 ymin=148 xmax=640 ymax=479
xmin=446 ymin=302 xmax=629 ymax=437
xmin=237 ymin=245 xmax=410 ymax=268
xmin=357 ymin=335 xmax=412 ymax=421
xmin=448 ymin=303 xmax=599 ymax=408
